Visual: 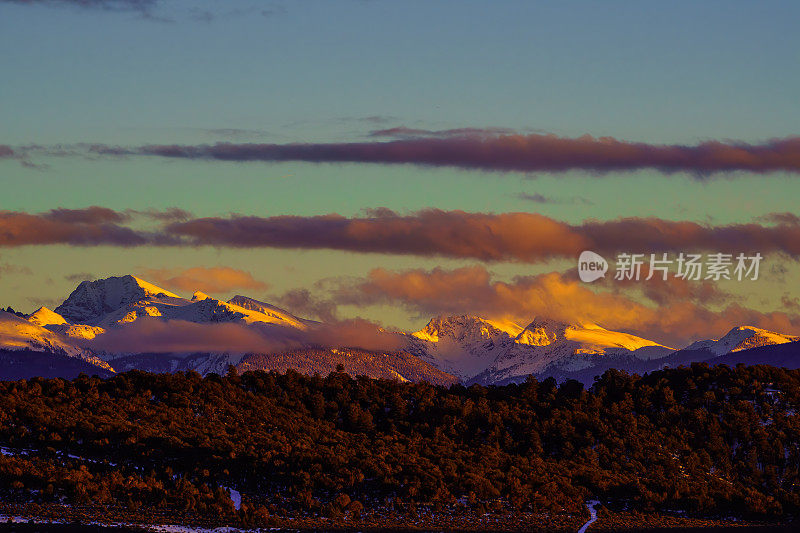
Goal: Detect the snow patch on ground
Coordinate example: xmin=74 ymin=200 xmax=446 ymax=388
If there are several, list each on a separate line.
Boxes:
xmin=577 ymin=500 xmax=600 ymax=533
xmin=222 ymin=486 xmax=242 ymax=511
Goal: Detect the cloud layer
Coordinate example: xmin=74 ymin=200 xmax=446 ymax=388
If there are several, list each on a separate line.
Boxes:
xmin=3 ymin=208 xmax=800 ymax=262
xmin=84 ymin=316 xmax=404 ymax=355
xmin=0 ymin=208 xmax=148 ymax=246
xmin=329 ymin=266 xmax=800 ymax=347
xmin=82 ymin=133 xmax=800 ymax=176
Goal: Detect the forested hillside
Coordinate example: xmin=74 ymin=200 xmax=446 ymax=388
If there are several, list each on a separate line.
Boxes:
xmin=0 ymin=364 xmax=798 ymax=530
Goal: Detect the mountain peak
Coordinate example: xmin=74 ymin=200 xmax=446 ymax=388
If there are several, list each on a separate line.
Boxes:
xmin=720 ymin=326 xmax=799 ymax=353
xmin=413 ymin=314 xmax=523 ymax=343
xmin=26 ymin=307 xmax=69 ymax=328
xmin=55 ymin=275 xmax=181 ymax=324
xmin=516 ymin=317 xmax=571 ymax=346
xmin=192 ymin=291 xmax=211 ymax=301
xmin=226 ymin=295 xmax=312 ymax=329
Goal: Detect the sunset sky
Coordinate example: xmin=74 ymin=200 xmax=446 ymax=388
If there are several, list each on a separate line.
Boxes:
xmin=1 ymin=0 xmax=799 ymax=347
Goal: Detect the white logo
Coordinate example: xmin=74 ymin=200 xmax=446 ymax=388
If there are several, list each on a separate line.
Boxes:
xmin=578 ymin=251 xmax=608 ymax=282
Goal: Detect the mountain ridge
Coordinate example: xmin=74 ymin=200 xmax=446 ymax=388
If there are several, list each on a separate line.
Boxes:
xmin=2 ymin=275 xmax=798 ymax=384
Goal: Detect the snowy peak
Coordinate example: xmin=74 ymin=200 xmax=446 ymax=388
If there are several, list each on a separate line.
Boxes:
xmin=55 ymin=275 xmax=181 ymax=324
xmin=412 ymin=315 xmax=521 ymax=344
xmin=725 ymin=326 xmax=799 ymax=352
xmin=130 ymin=276 xmax=180 ymax=299
xmin=1 ymin=310 xmax=85 ymax=357
xmin=409 ymin=313 xmax=674 ymax=383
xmin=515 ymin=317 xmax=570 ymax=346
xmin=511 ymin=318 xmax=666 ymax=352
xmin=227 ymin=295 xmax=313 ymax=329
xmin=687 ymin=326 xmax=800 ymax=356
xmin=409 ymin=315 xmax=519 ymax=380
xmin=27 ymin=307 xmax=68 ymax=328
xmin=562 ymin=323 xmax=670 ymax=352
xmin=44 ymin=275 xmax=314 ymax=331
xmin=153 ymin=294 xmax=311 ymax=330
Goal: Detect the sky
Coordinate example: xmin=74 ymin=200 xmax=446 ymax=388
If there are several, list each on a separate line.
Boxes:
xmin=1 ymin=0 xmax=799 ymax=347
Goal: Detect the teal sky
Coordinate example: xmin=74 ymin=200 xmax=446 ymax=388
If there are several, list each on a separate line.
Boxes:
xmin=1 ymin=0 xmax=799 ymax=337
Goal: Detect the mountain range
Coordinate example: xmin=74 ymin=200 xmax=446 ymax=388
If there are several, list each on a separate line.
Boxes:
xmin=1 ymin=274 xmax=798 ymax=383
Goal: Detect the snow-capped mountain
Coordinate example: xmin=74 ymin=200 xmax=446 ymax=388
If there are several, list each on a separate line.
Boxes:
xmin=227 ymin=295 xmax=318 ymax=329
xmin=0 ymin=311 xmax=113 ymax=373
xmin=684 ymin=326 xmax=799 ymax=357
xmin=0 ymin=275 xmax=325 ymax=377
xmin=0 ymin=310 xmax=84 ymax=356
xmin=1 ymin=275 xmax=799 ymax=384
xmin=26 ymin=306 xmax=69 ymax=328
xmin=407 ymin=314 xmax=673 ymax=383
xmin=408 ymin=315 xmax=522 ymax=380
xmin=55 ymin=275 xmax=182 ymax=325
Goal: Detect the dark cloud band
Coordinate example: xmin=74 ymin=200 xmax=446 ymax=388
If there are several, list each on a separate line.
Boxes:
xmin=2 ymin=207 xmax=799 ymax=260
xmin=84 ymin=133 xmax=800 ymax=176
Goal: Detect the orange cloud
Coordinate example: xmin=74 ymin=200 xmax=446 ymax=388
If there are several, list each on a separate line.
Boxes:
xmin=141 ymin=266 xmax=269 ymax=295
xmin=332 ymin=266 xmax=800 ymax=347
xmin=4 ymin=208 xmax=800 ymax=263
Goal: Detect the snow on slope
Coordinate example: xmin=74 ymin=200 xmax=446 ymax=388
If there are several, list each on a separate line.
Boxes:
xmin=409 ymin=314 xmax=673 ymax=382
xmin=26 ymin=307 xmax=68 ymax=328
xmin=0 ymin=310 xmax=82 ymax=355
xmin=162 ymin=295 xmax=312 ymax=330
xmin=227 ymin=295 xmax=317 ymax=329
xmin=48 ymin=324 xmax=106 ymax=340
xmin=685 ymin=326 xmax=799 ymax=356
xmin=52 ymin=275 xmax=313 ymax=332
xmin=6 ymin=275 xmax=799 ymax=384
xmin=0 ymin=311 xmax=113 ymax=373
xmin=1 ymin=276 xmax=319 ymax=372
xmin=25 ymin=306 xmax=107 ymax=341
xmin=410 ymin=315 xmax=521 ymax=380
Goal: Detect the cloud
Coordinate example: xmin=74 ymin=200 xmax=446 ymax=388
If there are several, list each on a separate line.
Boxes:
xmin=0 ymin=207 xmax=196 ymax=247
xmin=25 ymin=296 xmax=62 ymax=309
xmin=756 ymin=212 xmax=800 ymax=226
xmin=0 ymin=263 xmax=33 ymax=278
xmin=368 ymin=126 xmax=518 ymax=138
xmin=4 ymin=208 xmax=800 ymax=262
xmin=516 ymin=192 xmax=593 ymax=205
xmin=270 ymin=288 xmax=339 ymax=323
xmin=84 ymin=133 xmax=800 ymax=176
xmin=329 ymin=266 xmax=800 ymax=347
xmin=2 ymin=0 xmax=159 ymax=14
xmin=304 ymin=318 xmax=406 ymax=353
xmin=164 ymin=210 xmax=586 ymax=260
xmin=199 ymin=128 xmax=271 ymax=140
xmin=141 ymin=266 xmax=269 ymax=295
xmin=85 ymin=318 xmax=294 ymax=354
xmin=782 ymin=294 xmax=800 ymax=312
xmin=64 ymin=272 xmax=95 ymax=283
xmin=83 ymin=315 xmax=402 ymax=355
xmin=43 ymin=206 xmax=130 ymax=224
xmin=166 ymin=209 xmax=800 ymax=261
xmin=126 ymin=207 xmax=192 ymax=222
xmin=0 ymin=208 xmax=150 ymax=246
xmin=584 ymin=264 xmax=731 ymax=307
